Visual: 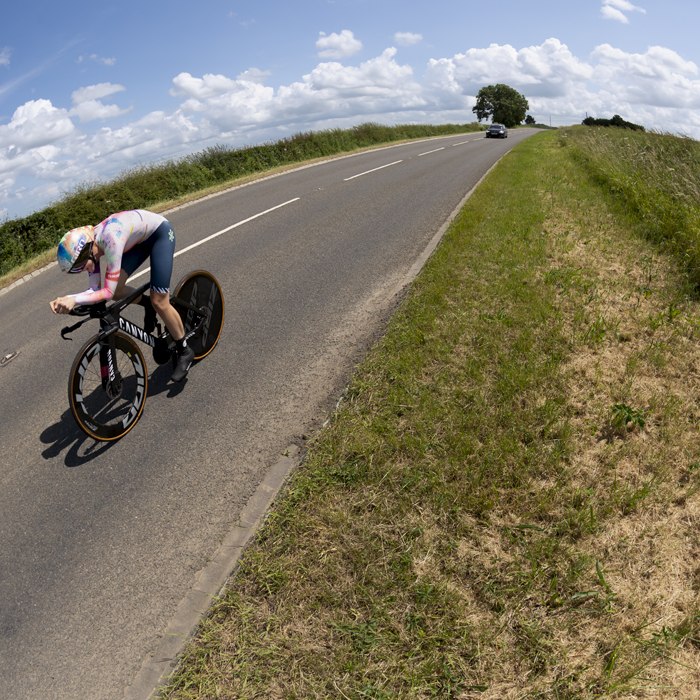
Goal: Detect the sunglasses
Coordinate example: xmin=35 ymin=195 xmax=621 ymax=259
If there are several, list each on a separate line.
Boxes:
xmin=69 ymin=242 xmax=97 ymax=274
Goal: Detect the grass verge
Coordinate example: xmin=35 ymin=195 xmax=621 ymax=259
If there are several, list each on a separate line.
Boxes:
xmin=160 ymin=130 xmax=700 ymax=699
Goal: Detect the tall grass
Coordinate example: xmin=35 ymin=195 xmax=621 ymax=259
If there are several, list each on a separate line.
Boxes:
xmin=560 ymin=125 xmax=700 ymax=285
xmin=0 ymin=122 xmax=483 ymax=278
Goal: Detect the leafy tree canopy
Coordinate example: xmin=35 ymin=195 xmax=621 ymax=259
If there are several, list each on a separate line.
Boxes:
xmin=582 ymin=114 xmax=645 ymax=131
xmin=525 ymin=115 xmax=536 ymax=125
xmin=472 ymin=84 xmax=529 ymax=128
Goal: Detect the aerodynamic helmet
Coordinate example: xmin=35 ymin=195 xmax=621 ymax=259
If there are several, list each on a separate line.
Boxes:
xmin=57 ymin=226 xmax=94 ymax=273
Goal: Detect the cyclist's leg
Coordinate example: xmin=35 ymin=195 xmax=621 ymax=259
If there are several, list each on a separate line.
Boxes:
xmin=111 ymin=266 xmax=158 ymax=333
xmin=146 ymin=221 xmax=184 ymax=341
xmin=150 ymin=290 xmax=184 ymax=340
xmin=118 ymin=244 xmax=152 ymax=301
xmin=148 ymin=221 xmax=193 ymax=381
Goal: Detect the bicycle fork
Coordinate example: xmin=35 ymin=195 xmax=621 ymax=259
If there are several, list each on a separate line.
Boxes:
xmin=98 ymin=316 xmax=123 ymax=398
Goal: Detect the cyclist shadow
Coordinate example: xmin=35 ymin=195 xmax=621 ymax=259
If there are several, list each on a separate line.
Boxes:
xmin=147 ymin=362 xmax=189 ymax=399
xmin=40 ymin=410 xmax=114 ymax=466
xmin=40 ymin=366 xmax=186 ymax=466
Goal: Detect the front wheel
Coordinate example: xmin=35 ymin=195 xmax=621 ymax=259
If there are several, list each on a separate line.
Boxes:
xmin=172 ymin=270 xmax=224 ymax=360
xmin=68 ymin=332 xmax=148 ymax=441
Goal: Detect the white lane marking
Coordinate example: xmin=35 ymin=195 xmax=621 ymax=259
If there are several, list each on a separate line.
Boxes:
xmin=418 ymin=147 xmax=445 ymax=156
xmin=452 ymin=140 xmax=473 ymax=146
xmin=127 ymin=198 xmax=300 ymax=282
xmin=343 ymin=160 xmax=403 ymax=181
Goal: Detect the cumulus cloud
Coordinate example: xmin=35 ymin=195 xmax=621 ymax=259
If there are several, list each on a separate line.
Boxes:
xmin=171 ymin=72 xmax=241 ymax=100
xmin=5 ymin=36 xmax=700 ymax=220
xmin=316 ymin=30 xmax=362 ymax=59
xmin=68 ymin=83 xmax=131 ymax=123
xmin=394 ymin=32 xmax=423 ymax=47
xmin=601 ymin=0 xmax=646 ymax=23
xmin=0 ymin=100 xmax=75 ymax=151
xmin=70 ymin=100 xmax=133 ymax=123
xmin=425 ymin=39 xmax=594 ymax=101
xmin=592 ymin=44 xmax=700 ymax=108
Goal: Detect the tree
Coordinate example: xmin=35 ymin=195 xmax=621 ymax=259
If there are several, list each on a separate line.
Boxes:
xmin=582 ymin=114 xmax=645 ymax=131
xmin=472 ymin=84 xmax=529 ymax=128
xmin=525 ymin=115 xmax=536 ymax=125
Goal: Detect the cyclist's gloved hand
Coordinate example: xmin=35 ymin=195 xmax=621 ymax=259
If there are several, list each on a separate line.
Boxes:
xmin=50 ymin=296 xmax=77 ymax=315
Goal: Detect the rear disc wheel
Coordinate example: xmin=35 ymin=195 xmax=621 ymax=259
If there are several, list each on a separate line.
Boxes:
xmin=172 ymin=270 xmax=224 ymax=360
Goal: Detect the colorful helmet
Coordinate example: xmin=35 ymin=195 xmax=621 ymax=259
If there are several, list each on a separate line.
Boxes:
xmin=57 ymin=226 xmax=94 ymax=273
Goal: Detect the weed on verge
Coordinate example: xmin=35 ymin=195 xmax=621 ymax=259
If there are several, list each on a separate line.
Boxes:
xmin=161 ymin=131 xmax=700 ymax=699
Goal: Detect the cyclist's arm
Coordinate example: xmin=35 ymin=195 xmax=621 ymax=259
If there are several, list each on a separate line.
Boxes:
xmin=72 ymin=236 xmax=124 ymax=305
xmin=50 ymin=267 xmax=101 ymax=313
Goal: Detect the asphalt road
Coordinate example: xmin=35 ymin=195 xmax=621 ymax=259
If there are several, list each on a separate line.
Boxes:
xmin=0 ymin=129 xmax=539 ymax=699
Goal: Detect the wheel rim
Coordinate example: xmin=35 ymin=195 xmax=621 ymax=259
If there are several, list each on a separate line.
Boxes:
xmin=70 ymin=335 xmax=147 ymax=440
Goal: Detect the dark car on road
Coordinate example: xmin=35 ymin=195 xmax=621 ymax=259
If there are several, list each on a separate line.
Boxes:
xmin=485 ymin=123 xmax=508 ymax=139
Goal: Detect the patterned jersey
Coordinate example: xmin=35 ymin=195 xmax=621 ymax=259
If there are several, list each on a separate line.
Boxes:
xmin=72 ymin=210 xmax=167 ymax=305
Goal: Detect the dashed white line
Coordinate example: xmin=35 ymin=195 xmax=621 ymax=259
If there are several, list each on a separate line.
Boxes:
xmin=343 ymin=160 xmax=403 ymax=181
xmin=128 ymin=198 xmax=301 ymax=282
xmin=418 ymin=147 xmax=445 ymax=156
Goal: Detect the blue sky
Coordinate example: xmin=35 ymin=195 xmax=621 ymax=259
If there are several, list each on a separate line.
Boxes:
xmin=1 ymin=0 xmax=698 ymax=220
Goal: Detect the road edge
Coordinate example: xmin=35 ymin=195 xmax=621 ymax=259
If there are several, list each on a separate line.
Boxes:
xmin=124 ymin=445 xmax=301 ymax=700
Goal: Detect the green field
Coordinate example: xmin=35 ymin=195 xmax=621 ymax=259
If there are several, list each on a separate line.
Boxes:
xmin=158 ymin=127 xmax=700 ymax=699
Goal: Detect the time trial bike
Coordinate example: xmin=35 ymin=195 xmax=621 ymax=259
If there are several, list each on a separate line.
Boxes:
xmin=60 ymin=270 xmax=224 ymax=441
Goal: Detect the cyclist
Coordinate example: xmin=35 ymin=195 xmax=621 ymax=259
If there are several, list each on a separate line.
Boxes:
xmin=49 ymin=209 xmax=195 ymax=382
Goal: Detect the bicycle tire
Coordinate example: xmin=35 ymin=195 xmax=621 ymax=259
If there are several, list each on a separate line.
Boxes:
xmin=68 ymin=332 xmax=148 ymax=441
xmin=172 ymin=270 xmax=224 ymax=360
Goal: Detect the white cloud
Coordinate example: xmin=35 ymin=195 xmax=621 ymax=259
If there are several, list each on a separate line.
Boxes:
xmin=71 ymin=83 xmax=126 ymax=104
xmin=68 ymin=83 xmax=131 ymax=123
xmin=425 ymin=39 xmax=594 ymax=100
xmin=0 ymin=100 xmax=75 ymax=151
xmin=90 ymin=54 xmax=117 ymax=66
xmin=591 ymin=44 xmax=700 ymax=108
xmin=601 ymin=0 xmax=646 ymax=23
xmin=0 ymin=47 xmax=10 ymax=67
xmin=316 ymin=30 xmax=362 ymax=59
xmin=605 ymin=0 xmax=646 ymax=11
xmin=394 ymin=32 xmax=423 ymax=47
xmin=70 ymin=100 xmax=133 ymax=123
xmin=601 ymin=6 xmax=629 ymax=22
xmin=236 ymin=67 xmax=272 ymax=84
xmin=171 ymin=72 xmax=240 ymax=99
xmin=6 ymin=36 xmax=700 ymax=220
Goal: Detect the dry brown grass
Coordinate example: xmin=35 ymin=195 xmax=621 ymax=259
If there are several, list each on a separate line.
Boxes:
xmin=525 ymin=178 xmax=700 ymax=697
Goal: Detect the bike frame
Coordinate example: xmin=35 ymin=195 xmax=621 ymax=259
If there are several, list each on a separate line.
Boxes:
xmin=61 ymin=281 xmax=209 ymax=396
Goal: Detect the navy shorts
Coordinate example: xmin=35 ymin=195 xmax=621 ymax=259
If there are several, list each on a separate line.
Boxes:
xmin=120 ymin=220 xmax=175 ymax=294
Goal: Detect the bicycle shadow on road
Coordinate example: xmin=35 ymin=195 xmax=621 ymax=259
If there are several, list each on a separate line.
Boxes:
xmin=146 ymin=361 xmax=189 ymax=399
xmin=40 ymin=364 xmax=188 ymax=466
xmin=40 ymin=409 xmax=114 ymax=466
